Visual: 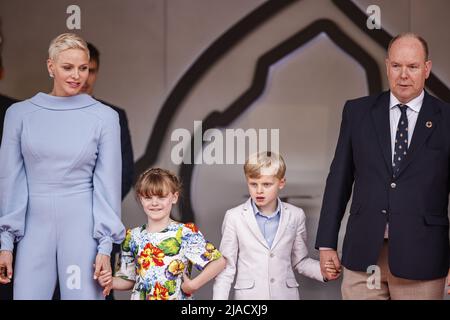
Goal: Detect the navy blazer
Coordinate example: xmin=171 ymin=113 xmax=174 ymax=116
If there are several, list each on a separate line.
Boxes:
xmin=316 ymin=91 xmax=450 ymax=281
xmin=0 ymin=93 xmax=18 ymax=144
xmin=97 ymin=99 xmax=135 ymax=200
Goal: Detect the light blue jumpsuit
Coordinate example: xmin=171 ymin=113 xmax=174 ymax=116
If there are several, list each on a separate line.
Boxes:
xmin=0 ymin=93 xmax=125 ymax=299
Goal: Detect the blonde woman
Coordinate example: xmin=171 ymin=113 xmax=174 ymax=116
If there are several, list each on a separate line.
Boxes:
xmin=0 ymin=33 xmax=125 ymax=299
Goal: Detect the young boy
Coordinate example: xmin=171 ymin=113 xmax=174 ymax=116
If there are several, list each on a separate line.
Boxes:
xmin=213 ymin=151 xmax=338 ymax=300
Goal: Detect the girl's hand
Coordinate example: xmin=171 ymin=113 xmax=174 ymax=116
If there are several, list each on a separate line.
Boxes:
xmin=97 ymin=269 xmax=113 ymax=297
xmin=98 ymin=270 xmax=112 ymax=286
xmin=102 ymin=282 xmax=112 ymax=297
xmin=181 ymin=273 xmax=198 ymax=295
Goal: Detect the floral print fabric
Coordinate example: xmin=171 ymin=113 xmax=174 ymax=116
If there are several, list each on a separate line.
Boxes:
xmin=116 ymin=221 xmax=222 ymax=300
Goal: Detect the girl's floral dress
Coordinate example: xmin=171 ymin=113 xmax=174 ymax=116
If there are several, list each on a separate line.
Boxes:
xmin=115 ymin=221 xmax=222 ymax=300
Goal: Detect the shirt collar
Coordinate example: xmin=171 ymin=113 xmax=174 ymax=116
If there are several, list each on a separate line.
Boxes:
xmin=389 ymin=90 xmax=424 ymax=113
xmin=29 ymin=92 xmax=98 ymax=110
xmin=251 ymin=198 xmax=281 ymax=219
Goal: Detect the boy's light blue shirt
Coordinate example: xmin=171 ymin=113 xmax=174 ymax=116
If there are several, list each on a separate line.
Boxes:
xmin=251 ymin=198 xmax=281 ymax=248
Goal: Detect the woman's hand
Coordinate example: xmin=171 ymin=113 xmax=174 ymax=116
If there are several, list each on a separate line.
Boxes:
xmin=0 ymin=251 xmax=13 ymax=284
xmin=93 ymin=253 xmax=112 ymax=296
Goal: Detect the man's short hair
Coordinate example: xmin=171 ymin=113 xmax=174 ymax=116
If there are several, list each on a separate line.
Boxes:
xmin=387 ymin=32 xmax=429 ymax=61
xmin=244 ymin=151 xmax=286 ymax=180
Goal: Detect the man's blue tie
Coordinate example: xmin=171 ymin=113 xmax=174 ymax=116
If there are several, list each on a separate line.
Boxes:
xmin=392 ymin=104 xmax=409 ymax=177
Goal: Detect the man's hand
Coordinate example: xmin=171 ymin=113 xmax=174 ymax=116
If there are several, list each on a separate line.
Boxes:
xmin=0 ymin=250 xmax=13 ymax=284
xmin=320 ymin=249 xmax=341 ymax=281
xmin=93 ymin=253 xmax=111 ymax=296
xmin=324 ymin=260 xmax=341 ymax=280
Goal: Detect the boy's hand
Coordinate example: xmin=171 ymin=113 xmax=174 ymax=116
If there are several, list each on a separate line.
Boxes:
xmin=98 ymin=270 xmax=113 ymax=297
xmin=324 ymin=260 xmax=341 ymax=280
xmin=181 ymin=273 xmax=198 ymax=295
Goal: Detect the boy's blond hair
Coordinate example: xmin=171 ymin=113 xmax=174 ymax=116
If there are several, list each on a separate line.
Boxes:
xmin=244 ymin=151 xmax=286 ymax=179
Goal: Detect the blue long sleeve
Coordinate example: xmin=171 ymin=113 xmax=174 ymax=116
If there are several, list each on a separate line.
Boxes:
xmin=0 ymin=104 xmax=29 ymax=251
xmin=92 ymin=110 xmax=126 ymax=255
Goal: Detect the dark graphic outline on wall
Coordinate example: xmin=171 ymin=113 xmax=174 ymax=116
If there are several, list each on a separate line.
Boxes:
xmin=136 ymin=0 xmax=450 ymax=221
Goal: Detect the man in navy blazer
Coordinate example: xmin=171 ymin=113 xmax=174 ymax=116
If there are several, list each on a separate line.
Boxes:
xmin=316 ymin=33 xmax=450 ymax=299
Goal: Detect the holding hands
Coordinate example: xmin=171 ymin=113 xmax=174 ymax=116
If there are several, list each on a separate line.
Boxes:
xmin=97 ymin=269 xmax=113 ymax=297
xmin=93 ymin=253 xmax=113 ymax=297
xmin=320 ymin=249 xmax=342 ymax=281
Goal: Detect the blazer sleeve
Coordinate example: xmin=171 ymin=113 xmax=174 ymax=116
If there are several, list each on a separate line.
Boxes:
xmin=212 ymin=210 xmax=238 ymax=300
xmin=292 ymin=210 xmax=324 ymax=282
xmin=116 ymin=108 xmax=134 ymax=200
xmin=92 ymin=112 xmax=126 ymax=256
xmin=0 ymin=107 xmax=28 ymax=251
xmin=315 ymin=101 xmax=355 ymax=250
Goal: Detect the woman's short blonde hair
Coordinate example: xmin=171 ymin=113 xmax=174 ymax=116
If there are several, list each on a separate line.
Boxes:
xmin=135 ymin=168 xmax=182 ymax=199
xmin=48 ymin=33 xmax=89 ymax=61
xmin=244 ymin=151 xmax=286 ymax=180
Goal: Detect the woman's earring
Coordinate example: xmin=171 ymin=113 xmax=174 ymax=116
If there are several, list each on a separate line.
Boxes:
xmin=49 ymin=73 xmax=54 ymax=78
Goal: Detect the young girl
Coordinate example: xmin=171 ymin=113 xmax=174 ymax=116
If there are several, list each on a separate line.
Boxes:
xmin=98 ymin=168 xmax=226 ymax=300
